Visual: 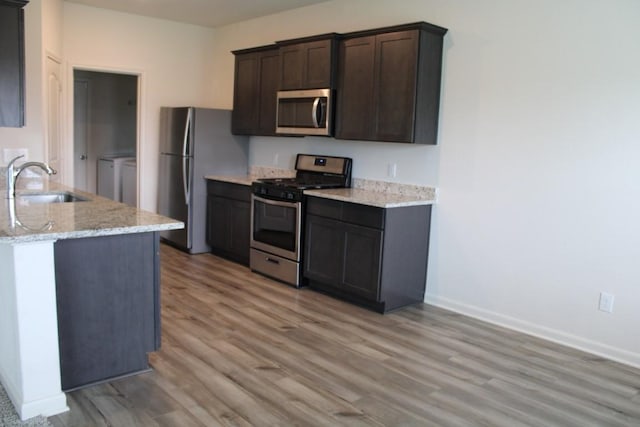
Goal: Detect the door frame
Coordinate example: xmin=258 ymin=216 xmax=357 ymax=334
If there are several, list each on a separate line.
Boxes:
xmin=45 ymin=52 xmax=63 ymax=183
xmin=65 ymin=63 xmax=145 ymax=207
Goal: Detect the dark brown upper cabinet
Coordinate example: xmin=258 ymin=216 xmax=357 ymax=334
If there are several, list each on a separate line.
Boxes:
xmin=335 ymin=22 xmax=448 ymax=144
xmin=0 ymin=0 xmax=29 ymax=128
xmin=231 ymin=45 xmax=280 ymax=136
xmin=277 ymin=34 xmax=338 ymax=90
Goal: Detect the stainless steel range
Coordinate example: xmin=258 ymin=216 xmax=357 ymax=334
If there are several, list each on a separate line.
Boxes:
xmin=250 ymin=154 xmax=352 ymax=287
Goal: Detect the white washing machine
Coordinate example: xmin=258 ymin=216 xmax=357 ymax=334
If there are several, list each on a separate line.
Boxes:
xmin=97 ymin=156 xmax=135 ymax=202
xmin=121 ymin=159 xmax=137 ymax=207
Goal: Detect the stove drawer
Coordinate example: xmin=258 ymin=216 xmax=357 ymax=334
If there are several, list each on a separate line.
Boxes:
xmin=250 ymin=248 xmax=301 ymax=287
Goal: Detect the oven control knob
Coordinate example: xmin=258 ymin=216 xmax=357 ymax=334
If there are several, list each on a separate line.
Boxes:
xmin=286 ymin=192 xmax=294 ymax=200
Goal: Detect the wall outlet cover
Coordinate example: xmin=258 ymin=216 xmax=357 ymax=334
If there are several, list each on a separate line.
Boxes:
xmin=599 ymin=292 xmax=615 ymax=313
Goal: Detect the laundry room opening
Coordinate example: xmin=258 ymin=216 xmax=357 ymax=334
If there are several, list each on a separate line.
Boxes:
xmin=73 ymin=69 xmax=139 ymax=207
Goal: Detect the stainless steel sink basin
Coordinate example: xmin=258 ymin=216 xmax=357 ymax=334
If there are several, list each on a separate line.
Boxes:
xmin=16 ymin=191 xmax=89 ymax=204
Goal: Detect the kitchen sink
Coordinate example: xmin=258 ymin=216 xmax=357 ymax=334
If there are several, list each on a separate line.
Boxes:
xmin=16 ymin=191 xmax=89 ymax=204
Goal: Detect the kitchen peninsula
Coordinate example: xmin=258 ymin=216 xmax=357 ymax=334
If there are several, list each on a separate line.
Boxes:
xmin=0 ymin=182 xmax=183 ymax=420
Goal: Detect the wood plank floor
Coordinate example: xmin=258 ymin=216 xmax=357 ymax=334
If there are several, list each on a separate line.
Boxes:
xmin=50 ymin=244 xmax=640 ymax=426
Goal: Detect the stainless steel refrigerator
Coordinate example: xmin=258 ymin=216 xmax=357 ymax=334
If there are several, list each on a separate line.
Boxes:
xmin=158 ymin=107 xmax=248 ymax=254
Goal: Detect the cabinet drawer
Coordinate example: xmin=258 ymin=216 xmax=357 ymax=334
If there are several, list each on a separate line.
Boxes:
xmin=306 ymin=196 xmax=385 ymax=229
xmin=207 ymin=180 xmax=251 ymax=202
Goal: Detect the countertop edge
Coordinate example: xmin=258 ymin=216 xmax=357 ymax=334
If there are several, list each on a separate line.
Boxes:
xmin=1 ymin=181 xmax=184 ymax=244
xmin=0 ymin=223 xmax=184 ymax=244
xmin=206 ymin=174 xmax=438 ymax=208
xmin=303 ymin=189 xmax=435 ymax=208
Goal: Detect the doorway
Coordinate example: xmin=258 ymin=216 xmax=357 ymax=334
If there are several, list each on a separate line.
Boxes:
xmin=45 ymin=55 xmax=62 ymax=183
xmin=73 ymin=70 xmax=138 ymax=206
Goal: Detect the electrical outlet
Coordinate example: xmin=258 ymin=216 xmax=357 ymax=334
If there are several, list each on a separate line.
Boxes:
xmin=273 ymin=153 xmax=279 ymax=165
xmin=599 ymin=292 xmax=615 ymax=313
xmin=387 ymin=163 xmax=397 ymax=178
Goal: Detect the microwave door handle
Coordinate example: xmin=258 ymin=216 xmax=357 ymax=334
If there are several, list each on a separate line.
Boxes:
xmin=311 ymin=97 xmax=321 ymax=128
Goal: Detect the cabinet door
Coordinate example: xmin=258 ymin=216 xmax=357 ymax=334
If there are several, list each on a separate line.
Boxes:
xmin=336 ymin=28 xmax=439 ymax=144
xmin=207 ymin=191 xmax=251 ymax=265
xmin=54 ymin=232 xmax=159 ymax=391
xmin=207 ymin=195 xmax=231 ymax=253
xmin=280 ymin=39 xmax=333 ymax=90
xmin=228 ymin=199 xmax=251 ymax=264
xmin=335 ymin=36 xmax=376 ymax=140
xmin=232 ymin=47 xmax=279 ymax=136
xmin=0 ymin=0 xmax=27 ymax=127
xmin=342 ymin=223 xmax=382 ymax=300
xmin=373 ymin=30 xmax=419 ymax=142
xmin=305 ymin=213 xmax=382 ymax=302
xmin=257 ymin=51 xmax=280 ymax=135
xmin=304 ymin=214 xmax=345 ymax=285
xmin=232 ymin=52 xmax=260 ymax=134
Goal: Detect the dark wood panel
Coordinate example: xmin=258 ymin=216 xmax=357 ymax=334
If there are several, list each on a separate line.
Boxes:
xmin=306 ymin=196 xmax=385 ymax=229
xmin=303 ymin=214 xmax=344 ymax=284
xmin=374 ymin=30 xmax=419 ymax=142
xmin=206 ymin=180 xmax=250 ymax=202
xmin=342 ymin=223 xmax=382 ymax=300
xmin=51 ymin=244 xmax=640 ymax=427
xmin=231 ymin=53 xmax=260 ymax=134
xmin=279 ymin=38 xmax=335 ymax=90
xmin=335 ymin=22 xmax=447 ymax=144
xmin=231 ymin=45 xmax=279 ymax=136
xmin=54 ymin=232 xmax=159 ymax=391
xmin=206 ymin=181 xmax=251 ymax=265
xmin=335 ymin=35 xmax=376 ymax=140
xmin=257 ymin=51 xmax=279 ymax=134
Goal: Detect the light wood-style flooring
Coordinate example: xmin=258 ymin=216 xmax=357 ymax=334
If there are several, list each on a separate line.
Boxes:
xmin=50 ymin=244 xmax=640 ymax=426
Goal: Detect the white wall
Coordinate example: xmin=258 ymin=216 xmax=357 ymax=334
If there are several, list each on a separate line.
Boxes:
xmin=209 ymin=0 xmax=640 ymax=366
xmin=62 ymin=3 xmax=215 ymax=210
xmin=42 ymin=0 xmax=63 ymax=58
xmin=0 ymin=0 xmax=45 ymax=163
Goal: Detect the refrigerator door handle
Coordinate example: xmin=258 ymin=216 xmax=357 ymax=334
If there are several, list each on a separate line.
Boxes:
xmin=182 ymin=108 xmax=192 ymax=205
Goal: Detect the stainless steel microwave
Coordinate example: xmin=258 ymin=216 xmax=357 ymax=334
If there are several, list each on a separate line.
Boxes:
xmin=276 ymin=88 xmax=332 ymax=136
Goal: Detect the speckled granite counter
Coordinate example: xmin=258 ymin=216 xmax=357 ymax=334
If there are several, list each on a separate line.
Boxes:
xmin=0 ymin=182 xmax=183 ymax=243
xmin=204 ymin=174 xmax=256 ymax=186
xmin=205 ymin=170 xmax=437 ymax=208
xmin=304 ymin=187 xmax=435 ymax=208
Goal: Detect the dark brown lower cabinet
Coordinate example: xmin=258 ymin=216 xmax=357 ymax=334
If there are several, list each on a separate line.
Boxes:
xmin=304 ymin=196 xmax=431 ymax=313
xmin=54 ymin=232 xmax=161 ymax=391
xmin=206 ymin=180 xmax=251 ymax=265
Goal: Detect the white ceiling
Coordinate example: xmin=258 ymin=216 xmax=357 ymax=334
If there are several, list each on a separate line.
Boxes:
xmin=64 ymin=0 xmax=331 ymax=28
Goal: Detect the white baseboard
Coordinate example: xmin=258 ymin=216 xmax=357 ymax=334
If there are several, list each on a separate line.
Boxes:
xmin=18 ymin=393 xmax=69 ymax=420
xmin=0 ymin=370 xmax=68 ymax=421
xmin=424 ymin=294 xmax=640 ymax=369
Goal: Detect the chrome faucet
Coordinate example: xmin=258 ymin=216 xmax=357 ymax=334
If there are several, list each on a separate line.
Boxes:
xmin=5 ymin=155 xmax=57 ymax=199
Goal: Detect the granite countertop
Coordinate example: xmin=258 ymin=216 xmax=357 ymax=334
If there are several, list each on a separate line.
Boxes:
xmin=0 ymin=181 xmax=183 ymax=243
xmin=304 ymin=187 xmax=436 ymax=208
xmin=205 ymin=171 xmax=437 ymax=208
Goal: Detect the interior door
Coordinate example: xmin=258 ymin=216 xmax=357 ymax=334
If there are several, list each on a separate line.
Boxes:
xmin=45 ymin=55 xmax=62 ymax=183
xmin=73 ymin=79 xmax=89 ymax=191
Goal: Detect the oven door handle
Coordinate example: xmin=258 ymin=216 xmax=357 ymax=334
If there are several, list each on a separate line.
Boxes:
xmin=252 ymin=194 xmax=299 ymax=208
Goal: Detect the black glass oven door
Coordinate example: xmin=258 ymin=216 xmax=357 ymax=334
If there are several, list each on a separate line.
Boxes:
xmin=251 ymin=195 xmax=302 ymax=261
